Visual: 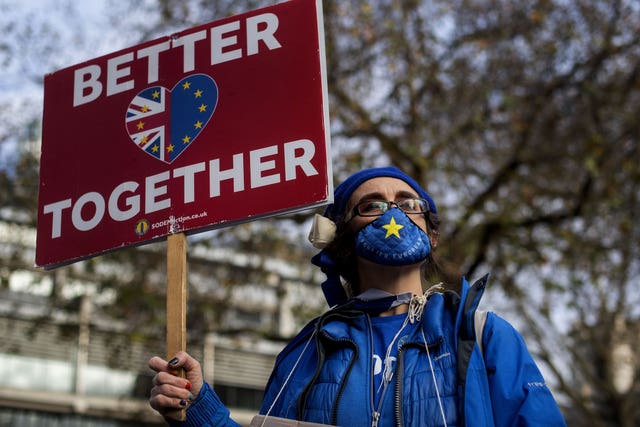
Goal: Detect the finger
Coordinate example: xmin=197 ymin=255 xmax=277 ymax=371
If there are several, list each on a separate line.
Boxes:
xmin=150 ymin=382 xmax=193 ymax=400
xmin=166 ymin=352 xmax=204 ymax=396
xmin=166 ymin=352 xmax=201 ymax=383
xmin=149 ymin=393 xmax=191 ymax=414
xmin=166 ymin=351 xmax=200 ymax=370
xmin=154 ymin=371 xmax=192 ymax=389
xmin=176 ymin=351 xmax=201 ymax=372
xmin=149 ymin=356 xmax=170 ymax=373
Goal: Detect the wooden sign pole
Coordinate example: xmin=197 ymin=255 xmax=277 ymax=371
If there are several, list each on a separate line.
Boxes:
xmin=166 ymin=232 xmax=188 ymax=421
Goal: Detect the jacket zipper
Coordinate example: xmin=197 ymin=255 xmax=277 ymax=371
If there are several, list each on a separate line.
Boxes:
xmin=329 ymin=336 xmax=358 ymax=425
xmin=297 ymin=333 xmax=358 ymax=423
xmin=394 ymin=345 xmax=407 ymax=427
xmin=296 ymin=306 xmax=359 ymax=421
xmin=395 ymin=338 xmax=444 ymax=427
xmin=297 ymin=334 xmax=325 ymax=420
xmin=372 ymin=410 xmax=381 ymax=427
xmin=373 ymin=380 xmax=393 ymax=427
xmin=368 ymin=315 xmax=379 ymax=427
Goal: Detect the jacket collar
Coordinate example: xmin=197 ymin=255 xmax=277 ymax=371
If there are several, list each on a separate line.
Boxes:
xmin=318 ymin=292 xmax=447 ymax=347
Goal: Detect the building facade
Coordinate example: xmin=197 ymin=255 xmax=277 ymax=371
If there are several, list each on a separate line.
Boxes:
xmin=0 ymin=219 xmax=325 ymax=426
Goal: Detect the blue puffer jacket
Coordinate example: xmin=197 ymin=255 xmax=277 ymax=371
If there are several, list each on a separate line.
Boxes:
xmin=175 ymin=276 xmax=567 ymax=426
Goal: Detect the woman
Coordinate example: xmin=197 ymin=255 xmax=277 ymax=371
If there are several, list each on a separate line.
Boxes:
xmin=149 ymin=166 xmax=567 ymax=426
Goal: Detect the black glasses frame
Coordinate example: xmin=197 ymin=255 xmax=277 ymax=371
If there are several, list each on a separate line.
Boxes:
xmin=346 ymin=198 xmax=429 ymax=221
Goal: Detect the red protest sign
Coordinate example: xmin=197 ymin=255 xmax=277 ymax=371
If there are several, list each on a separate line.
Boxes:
xmin=36 ymin=0 xmax=332 ymax=269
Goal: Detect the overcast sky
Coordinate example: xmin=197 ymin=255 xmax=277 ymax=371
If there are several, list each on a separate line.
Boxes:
xmin=0 ymin=0 xmax=158 ymax=168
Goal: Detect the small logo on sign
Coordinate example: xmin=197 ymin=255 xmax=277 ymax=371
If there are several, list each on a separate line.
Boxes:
xmin=125 ymin=74 xmax=218 ymax=164
xmin=135 ymin=219 xmax=150 ymax=236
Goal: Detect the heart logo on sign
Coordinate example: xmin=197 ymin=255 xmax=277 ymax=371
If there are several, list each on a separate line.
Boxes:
xmin=125 ymin=74 xmax=218 ymax=164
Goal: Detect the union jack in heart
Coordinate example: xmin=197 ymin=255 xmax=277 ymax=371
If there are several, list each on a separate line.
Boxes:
xmin=125 ymin=86 xmax=171 ymax=162
xmin=125 ymin=74 xmax=218 ymax=164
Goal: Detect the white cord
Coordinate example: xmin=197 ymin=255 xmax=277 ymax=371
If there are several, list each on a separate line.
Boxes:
xmin=379 ymin=315 xmax=411 ymax=392
xmin=261 ymin=331 xmax=315 ymax=426
xmin=408 ymin=283 xmax=443 ymax=324
xmin=421 ymin=328 xmax=448 ymax=427
xmin=380 ymin=285 xmax=439 ymax=395
xmin=408 ymin=294 xmax=426 ymax=323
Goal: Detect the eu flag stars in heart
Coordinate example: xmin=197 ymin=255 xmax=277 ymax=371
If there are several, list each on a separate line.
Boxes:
xmin=125 ymin=74 xmax=218 ymax=164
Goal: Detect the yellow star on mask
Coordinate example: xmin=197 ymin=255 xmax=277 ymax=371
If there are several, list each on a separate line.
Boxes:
xmin=382 ymin=216 xmax=404 ymax=238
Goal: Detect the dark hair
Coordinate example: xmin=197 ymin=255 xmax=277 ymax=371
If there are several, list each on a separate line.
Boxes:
xmin=325 ymin=211 xmax=454 ymax=296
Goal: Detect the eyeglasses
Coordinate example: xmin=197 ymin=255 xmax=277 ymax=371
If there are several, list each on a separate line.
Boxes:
xmin=347 ymin=198 xmax=430 ymax=221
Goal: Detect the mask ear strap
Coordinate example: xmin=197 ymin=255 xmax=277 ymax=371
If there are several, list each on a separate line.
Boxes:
xmin=309 ymin=215 xmax=348 ymax=307
xmin=308 ymin=214 xmax=336 ymax=249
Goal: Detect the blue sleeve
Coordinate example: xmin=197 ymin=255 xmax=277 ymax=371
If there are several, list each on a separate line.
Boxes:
xmin=168 ymin=382 xmax=243 ymax=427
xmin=482 ymin=313 xmax=567 ymax=427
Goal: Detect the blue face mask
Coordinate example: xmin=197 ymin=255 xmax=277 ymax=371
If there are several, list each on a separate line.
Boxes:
xmin=354 ymin=208 xmax=431 ymax=266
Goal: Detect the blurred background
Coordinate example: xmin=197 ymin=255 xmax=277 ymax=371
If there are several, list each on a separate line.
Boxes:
xmin=1 ymin=0 xmax=639 ymax=426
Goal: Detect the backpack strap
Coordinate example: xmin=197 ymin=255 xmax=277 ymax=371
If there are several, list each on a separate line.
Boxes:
xmin=456 ymin=274 xmax=490 ymax=426
xmin=474 ymin=309 xmax=488 ymax=355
